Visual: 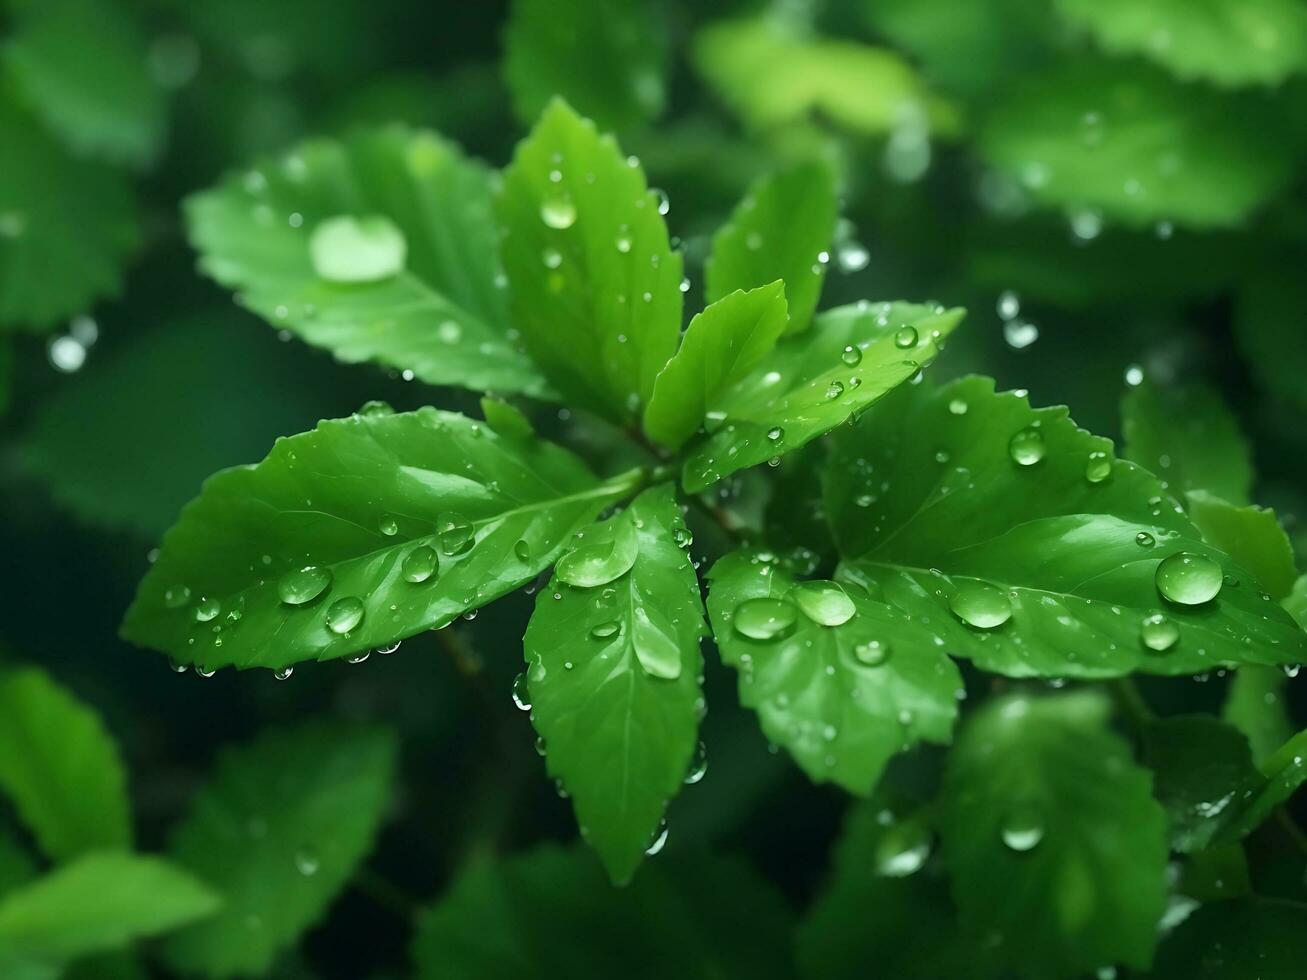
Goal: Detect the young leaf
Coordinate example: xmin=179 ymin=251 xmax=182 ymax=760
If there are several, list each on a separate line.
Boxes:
xmin=3 ymin=0 xmax=166 ymax=165
xmin=1056 ymin=0 xmax=1307 ymax=89
xmin=706 ymin=550 xmax=960 ymax=794
xmin=827 ymin=376 xmax=1307 ymax=678
xmin=0 ymin=96 xmax=138 ymax=331
xmin=683 ymin=301 xmax=964 ymax=493
xmin=412 ymin=845 xmax=794 ymax=979
xmin=0 ymin=853 xmax=218 ymax=963
xmin=160 ymin=723 xmax=396 ymax=978
xmin=496 ymin=99 xmax=683 ymax=425
xmin=980 ymin=59 xmax=1293 ymax=228
xmin=0 ymin=667 xmax=132 ymax=862
xmin=705 ymin=165 xmax=836 ymax=335
xmin=1149 ymin=898 xmax=1307 ymax=979
xmin=1122 ymin=379 xmax=1252 ymax=505
xmin=1187 ymin=491 xmax=1297 ymax=600
xmin=503 ymin=0 xmax=668 ymax=133
xmin=479 ymin=396 xmax=534 ymax=440
xmin=939 ymin=691 xmax=1168 ymax=978
xmin=186 ymin=128 xmax=551 ymax=397
xmin=523 ymin=485 xmax=706 ymax=883
xmin=643 ymin=282 xmax=789 ymax=450
xmin=121 ymin=408 xmax=638 ymax=671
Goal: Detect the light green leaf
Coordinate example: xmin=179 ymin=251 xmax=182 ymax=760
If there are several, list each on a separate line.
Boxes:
xmin=479 ymin=396 xmax=534 ymax=441
xmin=1236 ymin=273 xmax=1307 ymax=414
xmin=1187 ymin=491 xmax=1297 ymax=600
xmin=186 ymin=127 xmax=550 ymax=397
xmin=980 ymin=59 xmax=1293 ymax=228
xmin=523 ymin=485 xmax=706 ymax=883
xmin=683 ymin=301 xmax=963 ymax=493
xmin=496 ymin=99 xmax=683 ymax=425
xmin=503 ymin=0 xmax=668 ymax=133
xmin=706 ymin=550 xmax=960 ymax=794
xmin=0 ymin=853 xmax=218 ymax=963
xmin=160 ymin=723 xmax=396 ymax=978
xmin=1056 ymin=0 xmax=1307 ymax=88
xmin=694 ymin=17 xmax=959 ymax=136
xmin=827 ymin=376 xmax=1307 ymax=677
xmin=0 ymin=95 xmax=138 ymax=331
xmin=644 ymin=282 xmax=789 ymax=450
xmin=1224 ymin=575 xmax=1305 ymax=766
xmin=1149 ymin=898 xmax=1307 ymax=978
xmin=3 ymin=0 xmax=166 ymax=165
xmin=1122 ymin=379 xmax=1252 ymax=505
xmin=412 ymin=845 xmax=794 ymax=979
xmin=705 ymin=165 xmax=835 ymax=336
xmin=939 ymin=691 xmax=1168 ymax=978
xmin=121 ymin=407 xmax=638 ymax=671
xmin=0 ymin=668 xmax=131 ymax=862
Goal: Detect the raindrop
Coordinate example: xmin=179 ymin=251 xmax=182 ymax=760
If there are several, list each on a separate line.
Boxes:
xmin=1085 ymin=451 xmax=1112 ymax=483
xmin=948 ymin=398 xmax=968 ymax=415
xmin=542 ymin=247 xmax=563 ymax=269
xmin=294 ymin=848 xmax=320 ymax=876
xmin=1008 ymin=427 xmax=1045 ymax=466
xmin=325 ymin=596 xmax=365 ymax=634
xmin=997 ymin=290 xmax=1020 ymax=320
xmin=437 ymin=514 xmax=476 ymax=556
xmin=685 ymin=741 xmax=708 ymax=784
xmin=1155 ymin=553 xmax=1223 ymax=606
xmin=1140 ymin=612 xmax=1179 ymax=652
xmin=854 ymin=640 xmax=890 ymax=666
xmin=377 ymin=641 xmax=401 ymax=655
xmin=1003 ymin=320 xmax=1039 ymax=350
xmin=733 ymin=597 xmax=799 ymax=640
xmin=645 ymin=820 xmax=669 ymax=855
xmin=767 ymin=426 xmax=784 ymax=442
xmin=894 ymin=326 xmax=918 ymax=349
xmin=513 ymin=539 xmax=532 ymax=563
xmin=48 ymin=335 xmax=87 ymax=373
xmin=278 ymin=566 xmax=332 ymax=606
xmin=791 ymin=581 xmax=856 ymax=627
xmin=556 ymin=521 xmax=638 ymax=588
xmin=195 ymin=667 xmax=216 ymax=678
xmin=950 ymin=583 xmax=1013 ymax=629
xmin=590 ymin=620 xmax=621 ymax=640
xmin=1136 ymin=531 xmax=1156 ymax=548
xmin=194 ymin=597 xmax=221 ymax=622
xmin=378 ymin=514 xmax=399 ymax=536
xmin=825 ymin=381 xmax=845 ymax=400
xmin=164 ymin=585 xmax=192 ymax=609
xmin=540 ymin=195 xmax=577 ymax=229
xmin=651 ymin=188 xmax=670 ymax=215
xmin=1000 ymin=806 xmax=1045 ymax=851
xmin=842 ymin=345 xmax=863 ymax=366
xmin=402 ymin=545 xmax=438 ymax=583
xmin=672 ymin=526 xmax=693 ymax=549
xmin=309 ymin=215 xmax=406 ymax=282
xmin=512 ymin=672 xmax=531 ymax=710
xmin=274 ymin=667 xmax=294 ymax=681
xmin=875 ymin=821 xmax=932 ymax=877
xmin=1124 ymin=364 xmax=1144 ymax=387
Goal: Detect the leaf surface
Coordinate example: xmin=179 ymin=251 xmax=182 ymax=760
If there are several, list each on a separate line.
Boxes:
xmin=1148 ymin=898 xmax=1307 ymax=978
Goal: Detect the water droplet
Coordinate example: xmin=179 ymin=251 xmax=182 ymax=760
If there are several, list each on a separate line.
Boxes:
xmin=378 ymin=514 xmax=399 ymax=536
xmin=294 ymin=848 xmax=320 ymax=876
xmin=1136 ymin=531 xmax=1156 ymax=548
xmin=358 ymin=399 xmax=395 ymax=417
xmin=684 ymin=741 xmax=708 ymax=784
xmin=513 ymin=539 xmax=532 ymax=563
xmin=377 ymin=641 xmax=401 ymax=655
xmin=791 ymin=581 xmax=856 ymax=626
xmin=274 ymin=667 xmax=294 ymax=681
xmin=651 ymin=187 xmax=670 ymax=215
xmin=842 ymin=345 xmax=862 ymax=366
xmin=540 ymin=195 xmax=577 ymax=229
xmin=437 ymin=514 xmax=475 ymax=556
xmin=325 ymin=596 xmax=365 ymax=634
xmin=542 ymin=247 xmax=563 ymax=269
xmin=672 ymin=526 xmax=693 ymax=549
xmin=894 ymin=326 xmax=918 ymax=349
xmin=309 ymin=215 xmax=406 ymax=282
xmin=632 ymin=607 xmax=683 ymax=680
xmin=278 ymin=566 xmax=332 ymax=606
xmin=825 ymin=381 xmax=845 ymax=400
xmin=948 ymin=398 xmax=968 ymax=415
xmin=1000 ymin=806 xmax=1045 ymax=851
xmin=195 ymin=597 xmax=221 ymax=622
xmin=950 ymin=583 xmax=1013 ymax=629
xmin=1085 ymin=451 xmax=1112 ymax=483
xmin=1003 ymin=319 xmax=1039 ymax=350
xmin=556 ymin=521 xmax=638 ymax=588
xmin=512 ymin=672 xmax=531 ymax=710
xmin=164 ymin=585 xmax=192 ymax=609
xmin=1124 ymin=364 xmax=1144 ymax=387
xmin=645 ymin=820 xmax=669 ymax=855
xmin=854 ymin=640 xmax=890 ymax=666
xmin=591 ymin=620 xmax=621 ymax=640
xmin=997 ymin=290 xmax=1020 ymax=320
xmin=195 ymin=666 xmax=216 ymax=678
xmin=1155 ymin=553 xmax=1223 ymax=606
xmin=875 ymin=820 xmax=932 ymax=877
xmin=733 ymin=597 xmax=798 ymax=640
xmin=1141 ymin=612 xmax=1180 ymax=652
xmin=402 ymin=545 xmax=438 ymax=583
xmin=766 ymin=426 xmax=784 ymax=442
xmin=1008 ymin=427 xmax=1045 ymax=466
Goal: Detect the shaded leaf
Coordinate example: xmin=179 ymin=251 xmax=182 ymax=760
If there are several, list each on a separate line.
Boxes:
xmin=1236 ymin=272 xmax=1307 ymax=414
xmin=479 ymin=397 xmax=534 ymax=440
xmin=1212 ymin=726 xmax=1307 ymax=845
xmin=1224 ymin=664 xmax=1295 ymax=766
xmin=1148 ymin=898 xmax=1307 ymax=978
xmin=0 ymin=829 xmax=37 ymax=896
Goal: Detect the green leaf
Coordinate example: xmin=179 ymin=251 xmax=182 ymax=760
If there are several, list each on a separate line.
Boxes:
xmin=694 ymin=17 xmax=959 ymax=136
xmin=523 ymin=485 xmax=705 ymax=883
xmin=503 ymin=0 xmax=668 ymax=133
xmin=1212 ymin=726 xmax=1307 ymax=845
xmin=1122 ymin=379 xmax=1253 ymax=505
xmin=0 ymin=668 xmax=132 ymax=862
xmin=1187 ymin=491 xmax=1297 ymax=600
xmin=3 ymin=0 xmax=166 ymax=165
xmin=496 ymin=99 xmax=683 ymax=425
xmin=412 ymin=845 xmax=794 ymax=979
xmin=1236 ymin=273 xmax=1307 ymax=413
xmin=683 ymin=301 xmax=963 ymax=493
xmin=706 ymin=550 xmax=960 ymax=794
xmin=705 ymin=165 xmax=836 ymax=337
xmin=939 ymin=691 xmax=1169 ymax=978
xmin=479 ymin=396 xmax=534 ymax=441
xmin=1056 ymin=0 xmax=1307 ymax=89
xmin=0 ymin=853 xmax=218 ymax=963
xmin=1148 ymin=898 xmax=1307 ymax=978
xmin=160 ymin=723 xmax=396 ymax=978
xmin=979 ymin=59 xmax=1294 ymax=228
xmin=1141 ymin=715 xmax=1260 ymax=852
xmin=186 ymin=127 xmax=551 ymax=397
xmin=0 ymin=829 xmax=37 ymax=897
xmin=1224 ymin=665 xmax=1295 ymax=766
xmin=644 ymin=282 xmax=789 ymax=450
xmin=827 ymin=376 xmax=1307 ymax=677
xmin=0 ymin=95 xmax=138 ymax=331
xmin=121 ymin=408 xmax=637 ymax=671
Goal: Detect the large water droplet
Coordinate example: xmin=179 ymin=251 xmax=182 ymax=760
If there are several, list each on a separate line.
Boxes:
xmin=556 ymin=521 xmax=638 ymax=588
xmin=325 ymin=596 xmax=365 ymax=634
xmin=278 ymin=565 xmax=332 ymax=606
xmin=950 ymin=583 xmax=1013 ymax=629
xmin=513 ymin=539 xmax=532 ymax=563
xmin=1085 ymin=451 xmax=1112 ymax=484
xmin=1140 ymin=612 xmax=1179 ymax=652
xmin=540 ymin=195 xmax=577 ymax=229
xmin=875 ymin=820 xmax=932 ymax=877
xmin=632 ymin=607 xmax=682 ymax=679
xmin=378 ymin=514 xmax=399 ymax=536
xmin=1136 ymin=531 xmax=1156 ymax=548
xmin=894 ymin=326 xmax=918 ymax=349
xmin=437 ymin=514 xmax=476 ymax=556
xmin=842 ymin=345 xmax=862 ymax=366
xmin=274 ymin=666 xmax=294 ymax=681
xmin=1000 ymin=806 xmax=1045 ymax=851
xmin=512 ymin=672 xmax=531 ymax=710
xmin=1155 ymin=553 xmax=1222 ymax=606
xmin=791 ymin=581 xmax=856 ymax=626
xmin=402 ymin=545 xmax=438 ymax=583
xmin=194 ymin=597 xmax=221 ymax=622
xmin=854 ymin=639 xmax=890 ymax=666
xmin=733 ymin=597 xmax=798 ymax=640
xmin=825 ymin=381 xmax=845 ymax=400
xmin=1008 ymin=427 xmax=1045 ymax=466
xmin=309 ymin=215 xmax=406 ymax=282
xmin=590 ymin=620 xmax=621 ymax=640
xmin=645 ymin=820 xmax=669 ymax=855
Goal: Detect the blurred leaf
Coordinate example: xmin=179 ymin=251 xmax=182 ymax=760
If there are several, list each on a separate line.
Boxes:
xmin=694 ymin=17 xmax=958 ymax=136
xmin=1236 ymin=272 xmax=1307 ymax=413
xmin=827 ymin=376 xmax=1307 ymax=677
xmin=939 ymin=691 xmax=1168 ymax=978
xmin=705 ymin=164 xmax=835 ymax=336
xmin=3 ymin=0 xmax=165 ymax=165
xmin=980 ymin=59 xmax=1293 ymax=228
xmin=121 ymin=408 xmax=636 ymax=671
xmin=0 ymin=667 xmax=131 ymax=862
xmin=0 ymin=95 xmax=138 ymax=331
xmin=682 ymin=301 xmax=962 ymax=493
xmin=497 ymin=99 xmax=683 ymax=426
xmin=763 ymin=442 xmax=835 ymax=562
xmin=524 ymin=485 xmax=706 ymax=883
xmin=187 ymin=127 xmax=550 ymax=397
xmin=0 ymin=852 xmax=218 ymax=963
xmin=412 ymin=845 xmax=795 ymax=979
xmin=1122 ymin=379 xmax=1253 ymax=505
xmin=644 ymin=282 xmax=789 ymax=450
xmin=161 ymin=723 xmax=396 ymax=978
xmin=706 ymin=550 xmax=960 ymax=794
xmin=1187 ymin=491 xmax=1296 ymax=599
xmin=1224 ymin=664 xmax=1296 ymax=766
xmin=1148 ymin=898 xmax=1307 ymax=978
xmin=0 ymin=338 xmax=10 ymax=415
xmin=1212 ymin=725 xmax=1307 ymax=845
xmin=1056 ymin=0 xmax=1307 ymax=89
xmin=504 ymin=0 xmax=667 ymax=133
xmin=479 ymin=396 xmax=534 ymax=440
xmin=0 ymin=830 xmax=37 ymax=896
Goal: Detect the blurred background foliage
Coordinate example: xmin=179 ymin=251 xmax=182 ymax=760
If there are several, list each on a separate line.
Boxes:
xmin=1 ymin=0 xmax=1306 ymax=977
